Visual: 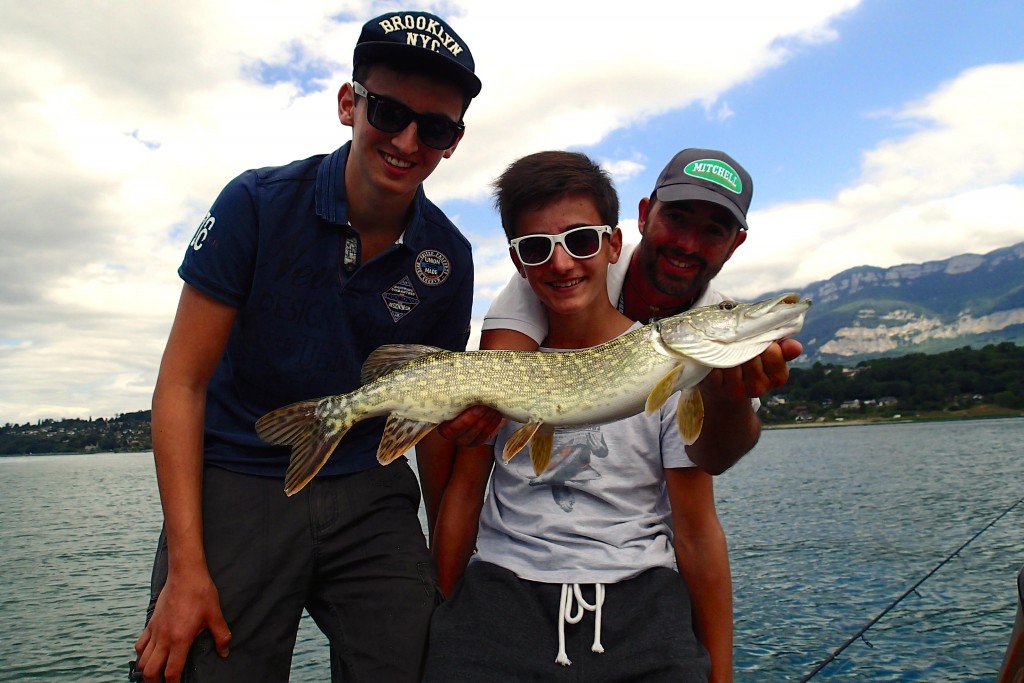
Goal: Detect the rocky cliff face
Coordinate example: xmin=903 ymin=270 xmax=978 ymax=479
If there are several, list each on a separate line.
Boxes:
xmin=766 ymin=242 xmax=1024 ymax=363
xmin=817 ymin=307 xmax=1024 ymax=356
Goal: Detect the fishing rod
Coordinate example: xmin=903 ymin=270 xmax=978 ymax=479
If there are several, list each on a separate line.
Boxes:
xmin=798 ymin=495 xmax=1024 ymax=682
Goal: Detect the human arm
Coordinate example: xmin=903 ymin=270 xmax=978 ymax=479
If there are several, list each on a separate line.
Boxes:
xmin=687 ymin=338 xmax=802 ymax=474
xmin=665 ymin=466 xmax=733 ymax=683
xmin=133 ymin=284 xmax=235 ymax=683
xmin=431 ymin=443 xmax=495 ymax=596
xmin=416 ymin=404 xmax=502 ymax=543
xmin=997 ymin=566 xmax=1024 ymax=683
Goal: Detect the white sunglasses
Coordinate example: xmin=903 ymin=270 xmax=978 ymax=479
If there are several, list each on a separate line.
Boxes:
xmin=509 ymin=225 xmax=612 ymax=266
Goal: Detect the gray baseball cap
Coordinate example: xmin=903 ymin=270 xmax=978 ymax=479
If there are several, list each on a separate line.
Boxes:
xmin=654 ymin=148 xmax=753 ymax=229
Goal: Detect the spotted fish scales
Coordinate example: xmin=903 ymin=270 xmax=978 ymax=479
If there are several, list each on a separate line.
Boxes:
xmin=256 ymin=293 xmax=810 ymax=495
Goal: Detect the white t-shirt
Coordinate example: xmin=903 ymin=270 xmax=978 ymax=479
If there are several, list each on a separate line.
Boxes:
xmin=473 ymin=326 xmax=698 ymax=584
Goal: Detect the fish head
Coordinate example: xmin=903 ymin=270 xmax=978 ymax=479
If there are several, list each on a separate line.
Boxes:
xmin=656 ymin=293 xmax=811 ymax=368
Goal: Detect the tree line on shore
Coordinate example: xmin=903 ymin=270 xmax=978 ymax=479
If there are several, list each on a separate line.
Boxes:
xmin=0 ymin=410 xmax=152 ymax=455
xmin=761 ymin=341 xmax=1024 ymax=424
xmin=2 ymin=342 xmax=1022 ymax=454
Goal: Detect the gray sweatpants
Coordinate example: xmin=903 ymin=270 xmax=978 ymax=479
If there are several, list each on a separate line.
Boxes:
xmin=425 ymin=561 xmax=710 ymax=682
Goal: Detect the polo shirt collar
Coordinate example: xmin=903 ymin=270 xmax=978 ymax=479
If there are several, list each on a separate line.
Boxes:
xmin=315 ymin=142 xmax=429 ymax=246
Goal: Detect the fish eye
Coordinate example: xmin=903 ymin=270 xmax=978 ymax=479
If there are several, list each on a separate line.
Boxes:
xmin=718 ymin=301 xmax=737 ymax=310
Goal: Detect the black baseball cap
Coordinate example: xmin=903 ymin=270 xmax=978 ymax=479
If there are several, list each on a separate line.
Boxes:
xmin=654 ymin=149 xmax=753 ymax=229
xmin=353 ymin=11 xmax=481 ymax=99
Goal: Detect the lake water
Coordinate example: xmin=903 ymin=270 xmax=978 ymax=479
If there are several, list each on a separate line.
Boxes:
xmin=0 ymin=418 xmax=1020 ymax=681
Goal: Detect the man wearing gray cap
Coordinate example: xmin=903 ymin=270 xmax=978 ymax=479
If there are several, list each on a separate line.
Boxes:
xmin=133 ymin=10 xmax=481 ymax=683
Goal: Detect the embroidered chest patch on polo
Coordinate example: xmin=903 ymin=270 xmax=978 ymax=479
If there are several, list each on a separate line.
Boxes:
xmin=381 ymin=276 xmax=420 ymax=322
xmin=414 ymin=249 xmax=451 ymax=286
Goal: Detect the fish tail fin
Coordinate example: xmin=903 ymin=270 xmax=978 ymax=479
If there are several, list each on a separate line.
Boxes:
xmin=255 ymin=400 xmax=349 ymax=496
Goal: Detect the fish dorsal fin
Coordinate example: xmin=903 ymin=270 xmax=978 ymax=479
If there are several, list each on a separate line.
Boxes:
xmin=529 ymin=424 xmax=556 ymax=475
xmin=377 ymin=415 xmax=437 ymax=465
xmin=646 ymin=365 xmax=684 ymax=414
xmin=503 ymin=421 xmax=543 ymax=464
xmin=676 ymin=388 xmax=705 ymax=445
xmin=361 ymin=344 xmax=445 ymax=384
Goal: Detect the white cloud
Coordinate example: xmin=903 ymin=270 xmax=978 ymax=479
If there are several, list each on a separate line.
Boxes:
xmin=602 ymin=158 xmax=647 ymax=183
xmin=3 ymin=1 xmax=1022 ymax=423
xmin=717 ymin=62 xmax=1024 ymax=299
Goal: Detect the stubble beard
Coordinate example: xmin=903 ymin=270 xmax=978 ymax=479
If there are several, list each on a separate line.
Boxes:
xmin=642 ymin=247 xmax=720 ymax=302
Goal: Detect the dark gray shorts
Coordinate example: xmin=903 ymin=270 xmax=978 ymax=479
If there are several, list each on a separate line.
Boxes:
xmin=147 ymin=461 xmax=436 ymax=683
xmin=425 ymin=561 xmax=710 ymax=682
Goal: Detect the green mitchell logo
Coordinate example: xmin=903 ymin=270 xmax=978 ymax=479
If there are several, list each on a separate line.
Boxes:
xmin=683 ymin=159 xmax=742 ymax=194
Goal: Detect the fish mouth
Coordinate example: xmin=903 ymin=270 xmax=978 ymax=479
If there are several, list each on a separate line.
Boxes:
xmin=746 ymin=292 xmax=811 ymax=318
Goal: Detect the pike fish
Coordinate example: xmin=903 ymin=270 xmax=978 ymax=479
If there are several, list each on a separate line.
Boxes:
xmin=256 ymin=293 xmax=810 ymax=495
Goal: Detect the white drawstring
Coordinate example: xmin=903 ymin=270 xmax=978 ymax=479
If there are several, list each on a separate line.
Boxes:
xmin=555 ymin=583 xmax=606 ymax=666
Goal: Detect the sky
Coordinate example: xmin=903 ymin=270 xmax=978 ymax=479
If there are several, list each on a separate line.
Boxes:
xmin=1 ymin=0 xmax=1023 ymax=425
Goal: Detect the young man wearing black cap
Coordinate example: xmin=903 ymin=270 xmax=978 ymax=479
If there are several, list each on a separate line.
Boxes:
xmin=133 ymin=11 xmax=481 ymax=683
xmin=478 ymin=148 xmax=802 ymax=477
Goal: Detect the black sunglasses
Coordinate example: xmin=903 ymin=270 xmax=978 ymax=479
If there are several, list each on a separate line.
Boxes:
xmin=509 ymin=225 xmax=613 ymax=267
xmin=352 ymin=81 xmax=464 ymax=150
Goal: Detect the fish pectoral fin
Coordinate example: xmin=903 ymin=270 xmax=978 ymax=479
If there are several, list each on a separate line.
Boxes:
xmin=255 ymin=400 xmax=348 ymax=497
xmin=503 ymin=421 xmax=543 ymax=463
xmin=646 ymin=365 xmax=684 ymax=414
xmin=529 ymin=424 xmax=557 ymax=475
xmin=360 ymin=344 xmax=446 ymax=384
xmin=676 ymin=388 xmax=705 ymax=445
xmin=378 ymin=415 xmax=438 ymax=465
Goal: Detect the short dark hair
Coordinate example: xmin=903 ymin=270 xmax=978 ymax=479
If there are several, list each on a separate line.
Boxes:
xmin=492 ymin=151 xmax=619 ymax=241
xmin=353 ymin=60 xmax=474 ymax=117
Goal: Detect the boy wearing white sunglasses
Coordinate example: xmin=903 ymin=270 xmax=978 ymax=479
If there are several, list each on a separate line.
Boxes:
xmin=425 ymin=151 xmax=731 ymax=682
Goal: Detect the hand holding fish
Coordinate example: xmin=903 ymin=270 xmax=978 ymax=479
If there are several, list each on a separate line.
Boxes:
xmin=700 ymin=337 xmax=803 ymax=401
xmin=681 ymin=337 xmax=804 ymax=474
xmin=434 ymin=405 xmax=505 ymax=445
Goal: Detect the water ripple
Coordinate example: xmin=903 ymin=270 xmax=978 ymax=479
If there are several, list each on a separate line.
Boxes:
xmin=1 ymin=420 xmax=1021 ymax=681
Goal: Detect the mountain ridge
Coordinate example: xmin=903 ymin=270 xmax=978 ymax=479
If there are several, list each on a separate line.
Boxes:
xmin=756 ymin=241 xmax=1024 ymax=364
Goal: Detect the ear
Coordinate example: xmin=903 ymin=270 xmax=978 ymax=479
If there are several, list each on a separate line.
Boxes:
xmin=509 ymin=246 xmax=528 ymax=278
xmin=607 ymin=226 xmax=623 ymax=264
xmin=726 ymin=228 xmax=747 ymax=260
xmin=637 ymin=197 xmax=651 ymax=235
xmin=442 ymin=128 xmax=465 ymax=159
xmin=338 ymin=83 xmax=356 ymax=127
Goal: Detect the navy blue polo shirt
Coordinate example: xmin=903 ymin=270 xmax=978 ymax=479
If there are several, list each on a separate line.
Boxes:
xmin=179 ymin=143 xmax=474 ymax=477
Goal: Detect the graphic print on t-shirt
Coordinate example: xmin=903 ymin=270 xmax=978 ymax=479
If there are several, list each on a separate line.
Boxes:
xmin=528 ymin=427 xmax=608 ymax=512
